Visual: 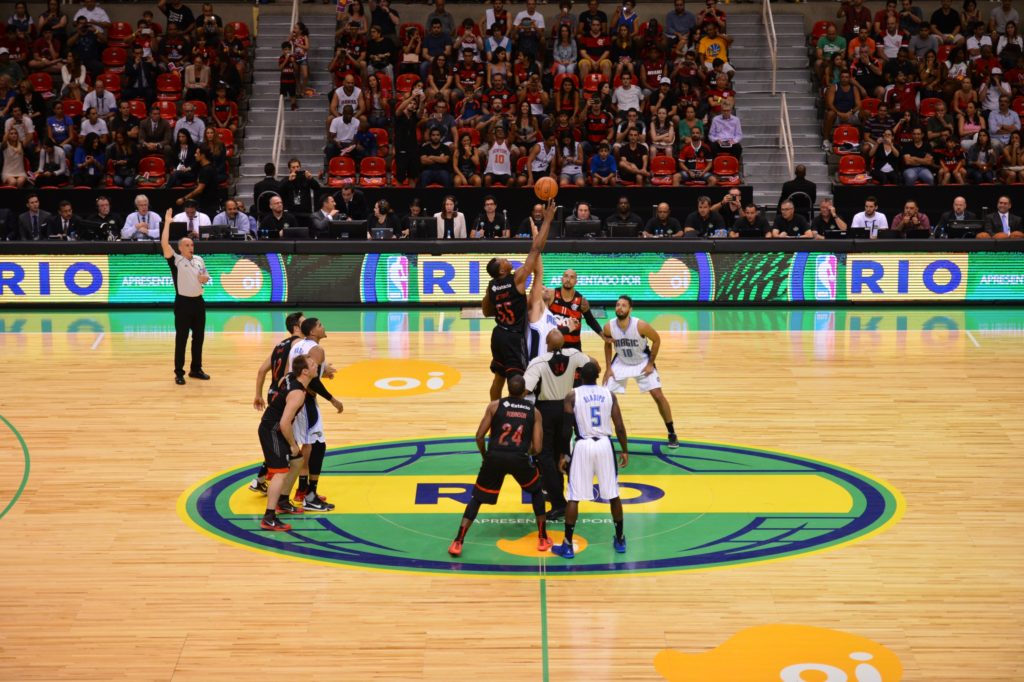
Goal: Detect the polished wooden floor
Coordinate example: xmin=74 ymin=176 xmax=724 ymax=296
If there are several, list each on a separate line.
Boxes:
xmin=0 ymin=308 xmax=1022 ymax=680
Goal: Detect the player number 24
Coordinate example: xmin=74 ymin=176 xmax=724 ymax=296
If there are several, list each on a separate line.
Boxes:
xmin=498 ymin=423 xmax=524 ymax=446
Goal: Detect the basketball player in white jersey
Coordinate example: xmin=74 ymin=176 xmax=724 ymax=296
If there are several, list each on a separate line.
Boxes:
xmin=551 ymin=361 xmax=630 ymax=559
xmin=287 ymin=317 xmax=345 ymax=510
xmin=483 ymin=124 xmax=516 ymax=188
xmin=526 ymin=253 xmax=558 ymax=361
xmin=603 ymin=295 xmax=678 ymax=448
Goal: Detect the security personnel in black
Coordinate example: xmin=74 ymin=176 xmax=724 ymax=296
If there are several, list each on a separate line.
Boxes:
xmin=524 ymin=329 xmax=595 ymax=520
xmin=162 ymin=207 xmax=210 ymax=385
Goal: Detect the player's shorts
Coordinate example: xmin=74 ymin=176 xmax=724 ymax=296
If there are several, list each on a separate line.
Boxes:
xmin=258 ymin=421 xmax=300 ymax=473
xmin=567 ymin=436 xmax=618 ymax=502
xmin=292 ymin=397 xmax=324 ymax=446
xmin=490 ymin=326 xmax=527 ymax=378
xmin=606 ymin=359 xmax=661 ymax=394
xmin=472 ymin=451 xmax=542 ymax=504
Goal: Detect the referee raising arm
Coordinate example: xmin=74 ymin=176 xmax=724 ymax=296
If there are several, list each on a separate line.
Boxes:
xmin=162 ymin=207 xmax=211 ymax=385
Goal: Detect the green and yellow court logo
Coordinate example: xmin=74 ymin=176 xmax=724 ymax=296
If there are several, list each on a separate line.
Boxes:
xmin=179 ymin=437 xmax=902 ymax=575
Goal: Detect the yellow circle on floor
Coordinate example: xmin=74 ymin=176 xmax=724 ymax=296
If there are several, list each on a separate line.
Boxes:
xmin=325 ymin=359 xmax=462 ymax=398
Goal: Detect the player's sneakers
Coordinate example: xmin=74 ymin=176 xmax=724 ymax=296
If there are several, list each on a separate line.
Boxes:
xmin=613 ymin=536 xmax=627 ymax=553
xmin=551 ymin=541 xmax=575 ymax=559
xmin=302 ymin=495 xmax=335 ymax=512
xmin=447 ymin=540 xmax=463 ymax=557
xmin=294 ymin=488 xmax=329 ymax=503
xmin=546 ymin=506 xmax=566 ymax=521
xmin=248 ymin=478 xmax=268 ymax=494
xmin=260 ymin=516 xmax=292 ymax=531
xmin=667 ymin=433 xmax=680 ymax=449
xmin=276 ymin=500 xmax=304 ymax=515
xmin=537 ymin=536 xmax=553 ymax=552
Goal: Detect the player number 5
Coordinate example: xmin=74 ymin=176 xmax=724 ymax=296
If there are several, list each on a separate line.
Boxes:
xmin=590 ymin=405 xmax=601 ymax=427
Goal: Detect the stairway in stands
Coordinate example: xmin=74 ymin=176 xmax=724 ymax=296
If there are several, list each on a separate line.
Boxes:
xmin=729 ymin=12 xmax=828 ymax=210
xmin=236 ymin=9 xmax=335 ymax=206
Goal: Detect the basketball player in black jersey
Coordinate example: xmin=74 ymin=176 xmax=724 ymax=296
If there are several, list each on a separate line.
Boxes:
xmin=258 ymin=354 xmax=318 ymax=531
xmin=249 ymin=311 xmax=305 ymax=492
xmin=482 ymin=201 xmax=556 ymax=400
xmin=449 ymin=375 xmax=551 ymax=556
xmin=549 ymin=269 xmax=606 ymax=351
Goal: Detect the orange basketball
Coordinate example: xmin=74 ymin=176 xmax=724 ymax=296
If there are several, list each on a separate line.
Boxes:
xmin=534 ymin=176 xmax=559 ymax=202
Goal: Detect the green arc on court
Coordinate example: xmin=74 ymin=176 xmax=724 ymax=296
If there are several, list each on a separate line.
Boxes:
xmin=0 ymin=414 xmax=31 ymax=522
xmin=179 ymin=436 xmax=903 ymax=576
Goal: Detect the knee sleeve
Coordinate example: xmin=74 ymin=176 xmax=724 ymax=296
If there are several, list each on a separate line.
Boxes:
xmin=531 ymin=489 xmax=547 ymax=516
xmin=463 ymin=498 xmax=483 ymax=522
xmin=309 ymin=441 xmax=326 ymax=477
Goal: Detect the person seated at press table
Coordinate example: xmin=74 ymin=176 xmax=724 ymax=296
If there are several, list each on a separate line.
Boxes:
xmin=768 ymin=200 xmax=815 ymax=238
xmin=890 ymin=199 xmax=932 ymax=236
xmin=711 ymin=189 xmax=743 ymax=227
xmin=17 ymin=194 xmax=52 ymax=241
xmin=683 ymin=196 xmax=727 ymax=237
xmin=258 ymin=196 xmax=299 ymax=240
xmin=978 ymin=195 xmax=1024 ymax=239
xmin=334 ymin=185 xmax=369 ymax=221
xmin=934 ymin=195 xmax=977 ymax=236
xmin=87 ymin=195 xmax=122 ymax=240
xmin=370 ymin=199 xmax=404 ymax=239
xmin=731 ymin=203 xmax=770 ymax=239
xmin=46 ymin=200 xmax=85 ymax=240
xmin=603 ymin=195 xmax=644 ymax=237
xmin=471 ymin=195 xmax=509 ymax=239
xmin=513 ymin=203 xmax=545 ymax=239
xmin=643 ymin=202 xmax=684 ymax=238
xmin=121 ymin=193 xmax=162 ymax=241
xmin=811 ymin=199 xmax=849 ymax=235
xmin=172 ymin=199 xmax=212 ymax=241
xmin=309 ymin=194 xmax=340 ymax=239
xmin=212 ymin=199 xmax=254 ymax=238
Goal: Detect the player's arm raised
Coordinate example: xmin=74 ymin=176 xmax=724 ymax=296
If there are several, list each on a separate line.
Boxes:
xmin=528 ymin=250 xmax=545 ymax=309
xmin=559 ymin=390 xmax=576 ymax=473
xmin=160 ymin=207 xmax=174 ymax=259
xmin=253 ymin=353 xmax=272 ymax=411
xmin=279 ymin=390 xmax=306 ymax=456
xmin=514 ymin=200 xmax=557 ymax=291
xmin=580 ymin=295 xmax=605 ymax=336
xmin=611 ymin=394 xmax=629 ymax=468
xmin=603 ymin=324 xmax=614 ymax=384
xmin=638 ymin=319 xmax=660 ymax=376
xmin=476 ymin=401 xmax=498 ymax=457
xmin=531 ymin=408 xmax=544 ymax=456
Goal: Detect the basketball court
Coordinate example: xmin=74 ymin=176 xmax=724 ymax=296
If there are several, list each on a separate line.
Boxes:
xmin=1 ymin=306 xmax=1022 ymax=680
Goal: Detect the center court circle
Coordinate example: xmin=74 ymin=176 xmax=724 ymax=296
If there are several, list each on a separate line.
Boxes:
xmin=179 ymin=437 xmax=902 ymax=576
xmin=325 ymin=359 xmax=461 ymax=397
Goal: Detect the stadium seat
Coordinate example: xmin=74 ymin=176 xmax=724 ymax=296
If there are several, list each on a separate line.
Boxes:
xmin=376 ymin=73 xmax=394 ymax=97
xmin=128 ymin=99 xmax=148 ymax=119
xmin=29 ymin=72 xmax=54 ymax=98
xmin=395 ymin=73 xmax=420 ymax=96
xmin=810 ymin=21 xmax=835 ymax=41
xmin=831 ymin=124 xmax=861 ymax=155
xmin=102 ymin=47 xmax=128 ymax=74
xmin=108 ymin=21 xmax=134 ymax=47
xmin=711 ymin=155 xmax=741 ymax=186
xmin=516 ymin=157 xmax=530 ymax=184
xmin=390 ymin=159 xmax=412 ymax=187
xmin=358 ymin=157 xmax=388 ymax=187
xmin=937 ymin=44 xmax=953 ymax=62
xmin=1013 ymin=96 xmax=1024 ymax=116
xmin=554 ymin=73 xmax=580 ymax=94
xmin=369 ymin=127 xmax=390 ymax=158
xmin=62 ymin=100 xmax=84 ymax=120
xmin=155 ymin=100 xmax=178 ymax=120
xmin=860 ymin=98 xmax=881 ymax=117
xmin=97 ymin=72 xmax=121 ymax=95
xmin=327 ymin=156 xmax=357 ymax=187
xmin=650 ymin=156 xmax=678 ymax=186
xmin=137 ymin=157 xmax=167 ymax=187
xmin=918 ymin=97 xmax=943 ymax=118
xmin=156 ymin=72 xmax=182 ymax=101
xmin=837 ymin=154 xmax=871 ymax=184
xmin=187 ymin=100 xmax=208 ymax=119
xmin=216 ymin=128 xmax=235 ymax=156
xmin=583 ymin=73 xmax=607 ymax=97
xmin=456 ymin=127 xmax=480 ymax=147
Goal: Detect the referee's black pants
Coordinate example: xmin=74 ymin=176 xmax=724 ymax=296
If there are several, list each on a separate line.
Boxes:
xmin=174 ymin=294 xmax=206 ymax=376
xmin=536 ymin=400 xmax=570 ymax=510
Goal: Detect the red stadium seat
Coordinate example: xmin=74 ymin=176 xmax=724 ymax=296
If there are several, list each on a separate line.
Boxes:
xmin=395 ymin=73 xmax=420 ymax=96
xmin=156 ymin=72 xmax=182 ymax=101
xmin=918 ymin=97 xmax=943 ymax=118
xmin=369 ymin=127 xmax=390 ymax=157
xmin=102 ymin=47 xmax=128 ymax=73
xmin=1012 ymin=96 xmax=1024 ymax=116
xmin=376 ymin=72 xmax=394 ymax=96
xmin=859 ymin=97 xmax=881 ymax=117
xmin=456 ymin=127 xmax=480 ymax=147
xmin=937 ymin=44 xmax=953 ymax=62
xmin=128 ymin=99 xmax=148 ymax=119
xmin=327 ymin=156 xmax=357 ymax=187
xmin=583 ymin=72 xmax=607 ymax=96
xmin=108 ymin=21 xmax=134 ymax=47
xmin=837 ymin=154 xmax=871 ymax=184
xmin=554 ymin=73 xmax=580 ymax=93
xmin=155 ymin=100 xmax=178 ymax=120
xmin=187 ymin=100 xmax=208 ymax=119
xmin=29 ymin=72 xmax=54 ymax=98
xmin=810 ymin=20 xmax=835 ymax=42
xmin=650 ymin=156 xmax=678 ymax=186
xmin=359 ymin=157 xmax=388 ymax=187
xmin=831 ymin=124 xmax=861 ymax=155
xmin=516 ymin=156 xmax=530 ymax=183
xmin=137 ymin=157 xmax=167 ymax=187
xmin=216 ymin=128 xmax=235 ymax=156
xmin=62 ymin=100 xmax=84 ymax=119
xmin=97 ymin=72 xmax=122 ymax=95
xmin=390 ymin=159 xmax=412 ymax=187
xmin=711 ymin=155 xmax=741 ymax=186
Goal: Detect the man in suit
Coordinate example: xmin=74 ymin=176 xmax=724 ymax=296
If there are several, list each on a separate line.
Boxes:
xmin=776 ymin=165 xmax=818 ymax=217
xmin=309 ymin=194 xmax=339 ymax=238
xmin=47 ymin=200 xmax=84 ymax=240
xmin=252 ymin=163 xmax=281 ymax=216
xmin=123 ymin=45 xmax=158 ymax=105
xmin=934 ymin=195 xmax=977 ymax=237
xmin=17 ymin=194 xmax=53 ymax=241
xmin=334 ymin=185 xmax=369 ymax=220
xmin=139 ymin=106 xmax=173 ymax=156
xmin=979 ymin=195 xmax=1024 ymax=239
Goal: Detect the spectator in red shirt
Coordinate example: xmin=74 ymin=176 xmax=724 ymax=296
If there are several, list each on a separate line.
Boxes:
xmin=838 ymin=0 xmax=873 ymax=40
xmin=578 ymin=18 xmax=612 ymax=80
xmin=582 ymin=96 xmax=614 ymax=153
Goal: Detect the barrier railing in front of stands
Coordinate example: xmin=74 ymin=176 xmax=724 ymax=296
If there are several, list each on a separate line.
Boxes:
xmin=762 ymin=0 xmax=778 ymax=95
xmin=270 ymin=0 xmax=300 ymax=173
xmin=780 ymin=92 xmax=795 ymax=178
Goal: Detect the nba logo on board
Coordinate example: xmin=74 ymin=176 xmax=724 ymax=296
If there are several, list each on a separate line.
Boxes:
xmin=815 ymin=254 xmax=838 ymax=301
xmin=386 ymin=256 xmax=409 ymax=302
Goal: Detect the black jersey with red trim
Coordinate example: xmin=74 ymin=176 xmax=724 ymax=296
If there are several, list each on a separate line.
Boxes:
xmin=488 ymin=274 xmax=528 ymax=333
xmin=487 ymin=398 xmax=536 ymax=456
xmin=267 ymin=335 xmax=300 ymax=402
xmin=550 ymin=290 xmax=585 ymax=348
xmin=261 ymin=373 xmax=305 ymax=427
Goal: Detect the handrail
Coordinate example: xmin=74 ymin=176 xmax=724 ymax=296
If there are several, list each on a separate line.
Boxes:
xmin=779 ymin=92 xmax=795 ymax=178
xmin=270 ymin=0 xmax=301 ymax=172
xmin=762 ymin=0 xmax=778 ymax=95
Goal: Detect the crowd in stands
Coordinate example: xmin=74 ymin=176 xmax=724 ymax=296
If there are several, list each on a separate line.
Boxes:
xmin=817 ymin=0 xmax=1024 ymax=186
xmin=313 ymin=0 xmax=747 ymax=189
xmin=0 ymin=0 xmax=249 ymax=199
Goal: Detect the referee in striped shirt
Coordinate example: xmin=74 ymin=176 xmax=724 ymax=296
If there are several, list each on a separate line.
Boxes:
xmin=524 ymin=329 xmax=595 ymax=520
xmin=162 ymin=207 xmax=210 ymax=385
